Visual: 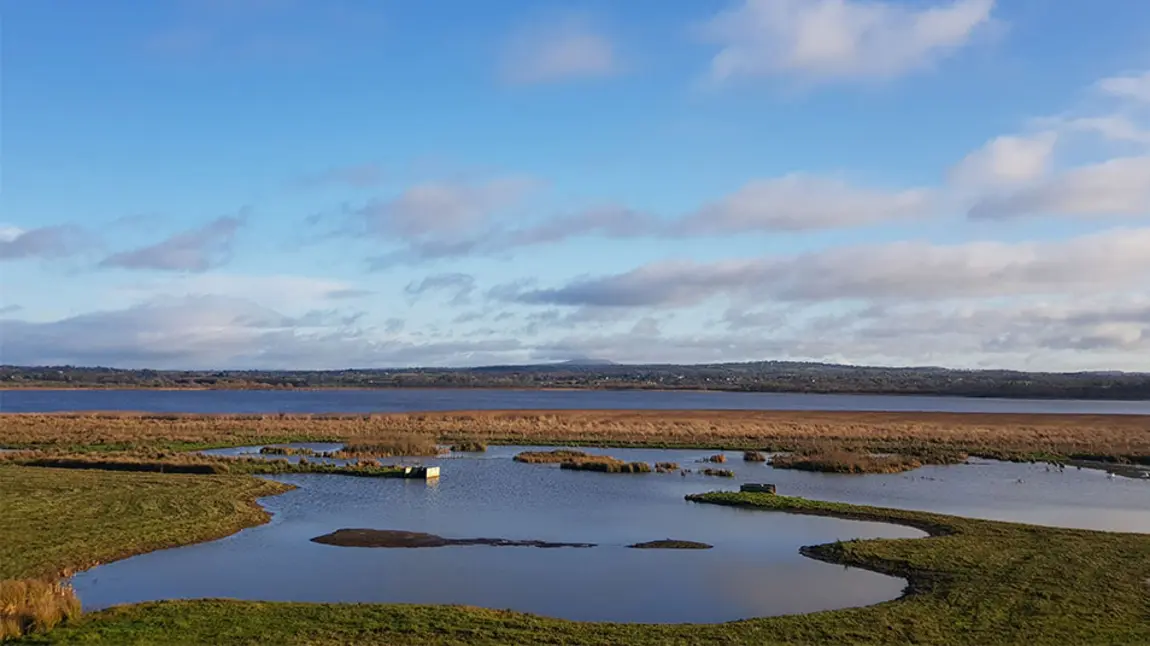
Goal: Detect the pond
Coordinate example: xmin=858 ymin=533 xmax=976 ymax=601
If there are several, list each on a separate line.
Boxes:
xmin=71 ymin=446 xmax=1150 ymax=623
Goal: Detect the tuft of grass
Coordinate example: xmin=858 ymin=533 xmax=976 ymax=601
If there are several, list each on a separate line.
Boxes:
xmin=743 ymin=450 xmax=767 ymax=462
xmin=654 ymin=461 xmax=679 ymax=473
xmin=698 ymin=468 xmax=735 ymax=477
xmin=771 ymin=450 xmax=924 ymax=474
xmin=703 ymin=454 xmax=727 ymax=463
xmin=0 ymin=579 xmax=81 ymax=640
xmin=559 ymin=459 xmax=651 ymax=474
xmin=513 ymin=450 xmax=592 ymax=463
xmin=258 ymin=446 xmax=317 ymax=456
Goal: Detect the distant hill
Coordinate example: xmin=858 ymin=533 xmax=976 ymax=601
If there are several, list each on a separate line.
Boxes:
xmin=2 ymin=361 xmax=1148 ymax=400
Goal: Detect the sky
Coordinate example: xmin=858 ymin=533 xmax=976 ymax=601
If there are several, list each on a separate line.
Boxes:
xmin=3 ymin=0 xmax=1150 ymax=371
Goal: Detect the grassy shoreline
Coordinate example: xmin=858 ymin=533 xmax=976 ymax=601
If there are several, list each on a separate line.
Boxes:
xmin=0 ymin=467 xmax=291 ymax=581
xmin=11 ymin=487 xmax=1149 ymax=644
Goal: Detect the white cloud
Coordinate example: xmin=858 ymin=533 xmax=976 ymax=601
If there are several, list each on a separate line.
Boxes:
xmin=702 ymin=0 xmax=995 ymax=83
xmin=354 ymin=177 xmax=536 ymax=238
xmin=1057 ymin=116 xmax=1150 ymax=145
xmin=502 ymin=15 xmax=619 ymax=85
xmin=115 ymin=273 xmax=370 ymax=314
xmin=100 ymin=214 xmax=244 ymax=272
xmin=505 ymin=227 xmax=1150 ymax=307
xmin=0 ymin=225 xmax=93 ymax=261
xmin=949 ymin=131 xmax=1058 ymax=189
xmin=969 ymin=156 xmax=1150 ymax=219
xmin=680 ymin=174 xmax=933 ymax=232
xmin=1097 ymin=70 xmax=1150 ymax=104
xmin=0 ymin=295 xmax=527 ymax=370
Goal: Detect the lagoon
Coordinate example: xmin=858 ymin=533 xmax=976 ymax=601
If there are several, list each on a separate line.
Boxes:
xmin=70 ymin=445 xmax=1150 ymax=623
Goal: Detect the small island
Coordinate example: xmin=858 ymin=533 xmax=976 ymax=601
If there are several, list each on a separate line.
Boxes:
xmin=311 ymin=529 xmax=596 ymax=549
xmin=627 ymin=540 xmax=713 ymax=550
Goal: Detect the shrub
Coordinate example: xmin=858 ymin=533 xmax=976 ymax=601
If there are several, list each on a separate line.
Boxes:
xmin=0 ymin=579 xmax=81 ymax=640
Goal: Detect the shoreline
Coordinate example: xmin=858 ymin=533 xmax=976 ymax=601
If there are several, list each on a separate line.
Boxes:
xmin=31 ymin=489 xmax=1150 ymax=644
xmin=3 ymin=385 xmax=1149 ymax=402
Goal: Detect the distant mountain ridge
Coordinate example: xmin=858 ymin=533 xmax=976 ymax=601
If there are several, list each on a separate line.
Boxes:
xmin=2 ymin=361 xmax=1148 ymax=400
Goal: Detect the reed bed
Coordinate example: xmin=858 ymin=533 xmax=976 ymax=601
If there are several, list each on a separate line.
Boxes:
xmin=559 ymin=459 xmax=652 ymax=474
xmin=0 ymin=579 xmax=81 ymax=640
xmin=743 ymin=451 xmax=767 ymax=462
xmin=332 ymin=435 xmax=445 ymax=459
xmin=771 ymin=450 xmax=924 ymax=474
xmin=654 ymin=462 xmax=679 ymax=472
xmin=3 ymin=410 xmax=1148 ymax=464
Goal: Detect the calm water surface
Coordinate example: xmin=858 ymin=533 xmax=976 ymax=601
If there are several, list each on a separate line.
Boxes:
xmin=72 ymin=445 xmax=1149 ymax=623
xmin=4 ymin=388 xmax=1150 ymax=414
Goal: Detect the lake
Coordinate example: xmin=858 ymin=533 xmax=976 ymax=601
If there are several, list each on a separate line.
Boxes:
xmin=4 ymin=388 xmax=1150 ymax=414
xmin=70 ymin=445 xmax=1150 ymax=623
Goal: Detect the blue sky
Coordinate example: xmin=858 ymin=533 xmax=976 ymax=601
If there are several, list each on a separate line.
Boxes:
xmin=3 ymin=0 xmax=1150 ymax=370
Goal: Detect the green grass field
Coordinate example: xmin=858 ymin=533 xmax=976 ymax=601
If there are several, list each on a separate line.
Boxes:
xmin=4 ymin=464 xmax=1148 ymax=644
xmin=0 ymin=466 xmax=290 ymax=580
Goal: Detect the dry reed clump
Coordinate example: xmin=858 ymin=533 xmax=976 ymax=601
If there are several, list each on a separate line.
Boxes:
xmin=654 ymin=462 xmax=680 ymax=473
xmin=258 ymin=446 xmax=317 ymax=456
xmin=699 ymin=468 xmax=735 ymax=477
xmin=703 ymin=454 xmax=727 ymax=463
xmin=513 ymin=450 xmax=592 ymax=463
xmin=2 ymin=410 xmax=1148 ymax=464
xmin=0 ymin=579 xmax=81 ymax=640
xmin=332 ymin=435 xmax=445 ymax=459
xmin=559 ymin=459 xmax=652 ymax=474
xmin=771 ymin=450 xmax=924 ymax=474
xmin=743 ymin=451 xmax=767 ymax=462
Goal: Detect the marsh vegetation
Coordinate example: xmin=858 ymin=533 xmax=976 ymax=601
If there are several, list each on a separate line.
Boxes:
xmin=559 ymin=459 xmax=652 ymax=473
xmin=771 ymin=448 xmax=968 ymax=474
xmin=3 ymin=410 xmax=1147 ymax=466
xmin=0 ymin=451 xmax=409 ymax=478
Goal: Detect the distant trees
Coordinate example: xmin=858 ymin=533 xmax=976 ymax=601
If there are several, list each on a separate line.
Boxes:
xmin=1 ymin=363 xmax=1148 ymax=400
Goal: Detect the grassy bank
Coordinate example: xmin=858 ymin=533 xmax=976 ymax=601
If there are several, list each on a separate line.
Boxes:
xmin=0 ymin=466 xmax=291 ymax=580
xmin=3 ymin=410 xmax=1148 ymax=464
xmin=17 ymin=491 xmax=1150 ymax=645
xmin=0 ymin=452 xmax=410 ymax=478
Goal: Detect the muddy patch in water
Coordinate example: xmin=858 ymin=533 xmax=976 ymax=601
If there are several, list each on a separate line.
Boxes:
xmin=312 ymin=528 xmax=596 ymax=549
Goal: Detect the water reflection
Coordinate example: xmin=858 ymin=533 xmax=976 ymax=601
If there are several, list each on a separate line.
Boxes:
xmin=73 ymin=445 xmax=1149 ymax=623
xmin=75 ymin=448 xmax=921 ymax=623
